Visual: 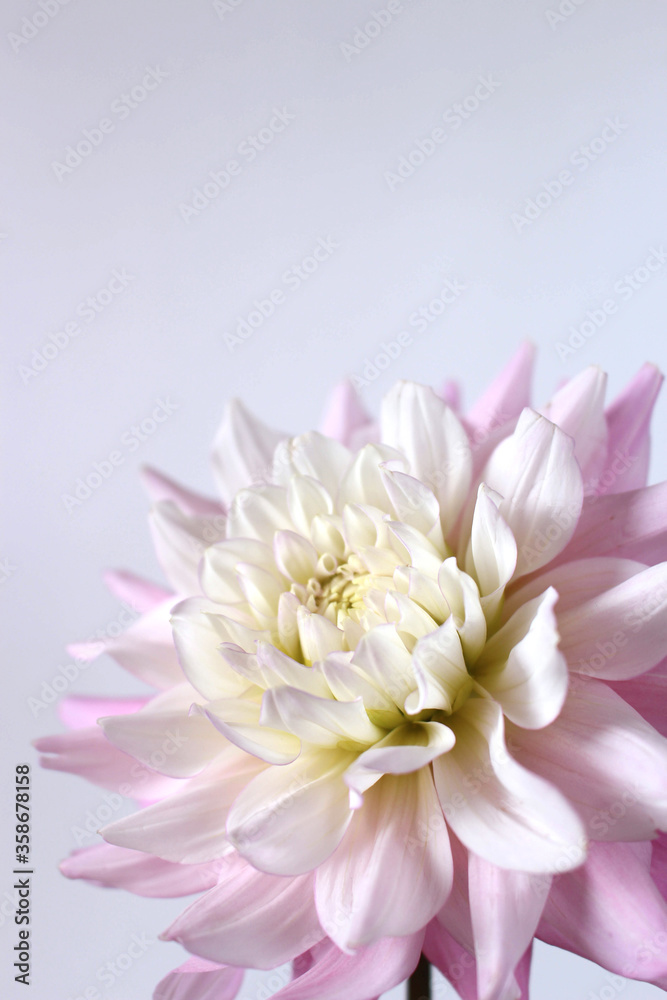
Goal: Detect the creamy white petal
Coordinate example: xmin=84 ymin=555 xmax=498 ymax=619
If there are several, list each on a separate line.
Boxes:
xmin=465 ymin=484 xmax=517 ymax=626
xmin=406 ymin=618 xmax=471 ymax=715
xmin=297 ymin=606 xmax=346 ymax=665
xmin=200 ymin=538 xmax=274 ymax=604
xmin=211 ymin=399 xmax=287 ymax=505
xmin=226 ymin=485 xmax=291 ymax=543
xmin=171 ymin=598 xmax=258 ymax=701
xmin=541 ymin=366 xmax=608 ymax=491
xmin=260 ymin=687 xmax=385 ymax=749
xmin=203 ymin=699 xmax=301 ymax=765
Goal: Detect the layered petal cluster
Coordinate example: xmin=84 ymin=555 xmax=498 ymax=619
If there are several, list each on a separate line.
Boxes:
xmin=39 ymin=347 xmax=667 ymax=1000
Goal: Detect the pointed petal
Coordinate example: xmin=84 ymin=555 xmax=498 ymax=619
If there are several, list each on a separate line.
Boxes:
xmin=541 ymin=366 xmax=608 ymax=490
xmin=153 ymin=957 xmax=243 ymax=1000
xmin=381 ymin=381 xmax=472 ymax=536
xmin=468 ymin=854 xmax=549 ymax=1000
xmin=481 ymin=409 xmax=583 ymax=578
xmin=202 ymin=698 xmax=301 ymax=765
xmin=226 ymin=750 xmax=355 ymax=875
xmin=559 ymin=562 xmax=667 ymax=680
xmin=316 ymin=769 xmax=453 ymax=949
xmin=433 ymin=698 xmax=587 ymax=873
xmin=60 ymin=843 xmax=222 ymax=897
xmin=474 ymin=588 xmax=568 ymax=730
xmin=270 ymin=933 xmax=424 ymax=1000
xmin=603 ymin=363 xmax=663 ymax=493
xmin=141 ymin=466 xmax=224 ymax=517
xmin=211 ymin=399 xmax=287 ymax=505
xmin=58 ymin=695 xmax=148 ymax=731
xmin=344 ymin=722 xmax=456 ymax=801
xmin=464 ymin=484 xmax=517 ymax=625
xmin=319 ymin=380 xmax=372 ymax=446
xmin=503 ymin=556 xmax=645 ymax=620
xmin=162 ymin=853 xmax=322 ymax=969
xmin=102 ymin=568 xmax=172 ymax=613
xmin=467 ymin=343 xmax=535 ymax=435
xmin=260 ymin=687 xmax=384 ymax=749
xmin=509 ymin=677 xmax=667 ymax=841
xmin=171 ymin=598 xmax=259 ymax=700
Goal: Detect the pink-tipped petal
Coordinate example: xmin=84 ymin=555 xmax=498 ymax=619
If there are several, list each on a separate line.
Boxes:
xmin=467 ymin=342 xmax=535 ymax=436
xmin=541 ymin=367 xmax=608 ymax=491
xmin=603 ymin=363 xmax=663 ymax=494
xmin=103 ymin=568 xmax=173 ymax=612
xmin=509 ymin=677 xmax=667 ymax=841
xmin=60 ymin=842 xmax=222 ymax=897
xmin=539 ymin=841 xmax=667 ymax=987
xmin=319 ymin=380 xmax=373 ymax=446
xmin=161 ymin=853 xmax=322 ymax=969
xmin=468 ymin=854 xmax=549 ymax=1000
xmin=270 ymin=933 xmax=424 ymax=1000
xmin=58 ymin=696 xmax=148 ymax=731
xmin=557 ymin=481 xmax=667 ymax=567
xmin=141 ymin=466 xmax=225 ymax=518
xmin=153 ymin=958 xmax=243 ymax=1000
xmin=315 ymin=769 xmax=453 ymax=950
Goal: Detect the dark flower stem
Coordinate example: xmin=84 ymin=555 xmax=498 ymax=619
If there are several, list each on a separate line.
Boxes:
xmin=408 ymin=955 xmax=431 ymax=1000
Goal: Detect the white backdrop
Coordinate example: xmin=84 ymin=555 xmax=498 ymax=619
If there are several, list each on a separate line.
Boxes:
xmin=2 ymin=0 xmax=667 ymax=997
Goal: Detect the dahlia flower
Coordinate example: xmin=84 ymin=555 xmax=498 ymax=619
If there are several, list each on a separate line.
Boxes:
xmin=38 ymin=344 xmax=667 ymax=1000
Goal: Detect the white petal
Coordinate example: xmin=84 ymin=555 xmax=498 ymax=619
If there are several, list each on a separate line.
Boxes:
xmin=345 ymin=722 xmax=456 ymax=800
xmin=211 ymin=399 xmax=287 ymax=505
xmin=351 ymin=624 xmax=415 ymax=709
xmin=541 ymin=366 xmax=608 ymax=491
xmin=150 ymin=501 xmax=215 ymax=594
xmin=381 ymin=381 xmax=472 ymax=537
xmin=318 ymin=653 xmax=403 ymax=729
xmin=200 ymin=537 xmax=274 ymax=604
xmin=226 ymin=750 xmax=355 ymax=875
xmin=286 ymin=474 xmax=334 ymax=537
xmin=465 ymin=484 xmax=517 ymax=625
xmin=297 ymin=606 xmax=346 ymax=665
xmin=433 ymin=698 xmax=587 ymax=872
xmin=226 ymin=485 xmax=291 ymax=542
xmin=273 ymin=530 xmax=318 ymax=584
xmin=406 ymin=618 xmax=471 ymax=715
xmin=99 ymin=708 xmax=228 ymax=778
xmin=381 ymin=468 xmax=446 ymax=549
xmin=438 ymin=558 xmax=487 ymax=662
xmin=481 ymin=408 xmax=584 ymax=578
xmin=260 ymin=687 xmax=385 ymax=749
xmin=338 ymin=443 xmax=405 ymax=510
xmin=277 ymin=432 xmax=352 ymax=499
xmin=203 ymin=699 xmax=301 ymax=765
xmin=474 ymin=588 xmax=569 ymax=729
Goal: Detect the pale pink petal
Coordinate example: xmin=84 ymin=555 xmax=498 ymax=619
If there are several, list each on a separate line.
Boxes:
xmin=603 ymin=363 xmax=663 ymax=493
xmin=503 ymin=556 xmax=645 ymax=619
xmin=102 ymin=568 xmax=173 ymax=612
xmin=509 ymin=677 xmax=667 ymax=841
xmin=67 ymin=597 xmax=184 ymax=690
xmin=380 ymin=381 xmax=472 ymax=537
xmin=141 ymin=466 xmax=225 ymax=517
xmin=315 ymin=769 xmax=453 ymax=950
xmin=606 ymin=659 xmax=667 ymax=737
xmin=60 ymin=842 xmax=223 ymax=897
xmin=162 ymin=853 xmax=322 ymax=968
xmin=226 ymin=750 xmax=355 ymax=875
xmin=211 ymin=398 xmax=287 ymax=505
xmin=153 ymin=958 xmax=243 ymax=1000
xmin=34 ymin=727 xmax=180 ymax=800
xmin=424 ymin=921 xmax=478 ymax=1000
xmin=556 ymin=481 xmax=667 ymax=567
xmin=467 ymin=342 xmax=534 ymax=436
xmin=481 ymin=409 xmax=584 ymax=577
xmin=319 ymin=380 xmax=372 ymax=446
xmin=270 ymin=933 xmax=424 ymax=1000
xmin=58 ymin=695 xmax=148 ymax=731
xmin=651 ymin=831 xmax=667 ymax=899
xmin=101 ymin=748 xmax=265 ymax=863
xmin=558 ymin=562 xmax=667 ymax=680
xmin=438 ymin=379 xmax=461 ymax=411
xmin=468 ymin=854 xmax=549 ymax=1000
xmin=432 ymin=699 xmax=586 ymax=872
xmin=540 ymin=366 xmax=608 ymax=491
xmin=539 ymin=841 xmax=667 ymax=987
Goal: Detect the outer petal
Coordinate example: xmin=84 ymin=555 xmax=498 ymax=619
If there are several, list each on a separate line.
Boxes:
xmin=467 ymin=342 xmax=534 ymax=436
xmin=380 ymin=381 xmax=472 ymax=536
xmin=102 ymin=568 xmax=172 ymax=612
xmin=101 ymin=747 xmax=265 ymax=863
xmin=315 ymin=768 xmax=453 ymax=950
xmin=606 ymin=658 xmax=667 ymax=737
xmin=141 ymin=466 xmax=225 ymax=517
xmin=432 ymin=698 xmax=587 ymax=872
xmin=474 ymin=588 xmax=568 ymax=730
xmin=481 ymin=408 xmax=583 ymax=577
xmin=319 ymin=379 xmax=372 ymax=446
xmin=603 ymin=362 xmax=663 ymax=493
xmin=503 ymin=556 xmax=645 ymax=619
xmin=58 ymin=695 xmax=148 ymax=731
xmin=423 ymin=921 xmax=478 ymax=1000
xmin=153 ymin=958 xmax=243 ymax=1000
xmin=150 ymin=502 xmax=223 ymax=594
xmin=226 ymin=750 xmax=355 ymax=875
xmin=555 ymin=481 xmax=667 ymax=567
xmin=539 ymin=841 xmax=667 ymax=987
xmin=270 ymin=933 xmax=424 ymax=1000
xmin=162 ymin=853 xmax=322 ymax=969
xmin=211 ymin=398 xmax=287 ymax=505
xmin=60 ymin=843 xmax=223 ymax=897
xmin=558 ymin=562 xmax=667 ymax=680
xmin=468 ymin=854 xmax=549 ymax=1000
xmin=540 ymin=366 xmax=608 ymax=490
xmin=508 ymin=677 xmax=667 ymax=841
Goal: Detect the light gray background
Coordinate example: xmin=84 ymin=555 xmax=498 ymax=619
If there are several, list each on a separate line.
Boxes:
xmin=2 ymin=0 xmax=667 ymax=997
